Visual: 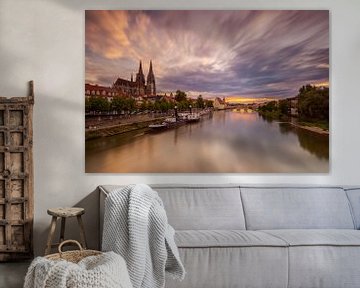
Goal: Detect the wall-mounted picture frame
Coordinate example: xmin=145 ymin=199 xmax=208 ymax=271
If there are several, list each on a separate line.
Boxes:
xmin=85 ymin=10 xmax=329 ymax=173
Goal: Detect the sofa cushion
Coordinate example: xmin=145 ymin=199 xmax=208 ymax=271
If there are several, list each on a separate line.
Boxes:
xmin=262 ymin=229 xmax=360 ymax=246
xmin=241 ymin=187 xmax=355 ymax=230
xmin=154 ymin=186 xmax=246 ymax=230
xmin=261 ymin=230 xmax=360 ymax=288
xmin=166 ymin=247 xmax=288 ymax=288
xmin=287 ymin=246 xmax=360 ymax=288
xmin=100 ymin=185 xmax=246 ymax=230
xmin=345 ymin=188 xmax=360 ymax=229
xmin=175 ymin=230 xmax=287 ymax=248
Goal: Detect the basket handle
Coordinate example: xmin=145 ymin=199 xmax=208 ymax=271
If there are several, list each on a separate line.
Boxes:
xmin=58 ymin=240 xmax=83 ymax=255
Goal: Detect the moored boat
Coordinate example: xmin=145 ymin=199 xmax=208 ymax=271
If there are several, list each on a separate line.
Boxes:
xmin=164 ymin=117 xmax=177 ymax=123
xmin=186 ymin=113 xmax=200 ymax=123
xmin=148 ymin=123 xmax=168 ymax=131
xmin=165 ymin=117 xmax=186 ymax=128
xmin=148 ymin=117 xmax=186 ymax=131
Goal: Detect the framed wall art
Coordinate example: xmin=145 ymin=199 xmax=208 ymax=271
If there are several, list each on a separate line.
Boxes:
xmin=85 ymin=10 xmax=329 ymax=173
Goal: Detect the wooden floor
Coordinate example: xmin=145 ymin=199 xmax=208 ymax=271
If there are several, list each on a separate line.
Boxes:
xmin=0 ymin=261 xmax=30 ymax=288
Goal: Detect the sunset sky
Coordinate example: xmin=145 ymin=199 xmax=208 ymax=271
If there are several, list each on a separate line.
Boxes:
xmin=85 ymin=10 xmax=329 ymax=101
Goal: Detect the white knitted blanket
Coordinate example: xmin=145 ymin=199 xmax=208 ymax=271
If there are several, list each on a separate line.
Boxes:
xmin=102 ymin=184 xmax=185 ymax=288
xmin=24 ymin=251 xmax=133 ymax=288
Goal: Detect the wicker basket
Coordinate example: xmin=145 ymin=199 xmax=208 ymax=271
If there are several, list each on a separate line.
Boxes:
xmin=45 ymin=240 xmax=102 ymax=263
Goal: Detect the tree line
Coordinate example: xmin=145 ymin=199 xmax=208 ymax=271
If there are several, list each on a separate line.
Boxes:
xmin=174 ymin=90 xmax=213 ymax=110
xmin=257 ymin=84 xmax=329 ymax=128
xmin=85 ymin=90 xmax=213 ymax=114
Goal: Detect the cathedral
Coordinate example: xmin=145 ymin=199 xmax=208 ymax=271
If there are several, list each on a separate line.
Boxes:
xmin=113 ymin=60 xmax=156 ymax=97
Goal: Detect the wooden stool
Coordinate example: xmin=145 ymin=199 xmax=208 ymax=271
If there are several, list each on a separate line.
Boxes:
xmin=45 ymin=207 xmax=87 ymax=255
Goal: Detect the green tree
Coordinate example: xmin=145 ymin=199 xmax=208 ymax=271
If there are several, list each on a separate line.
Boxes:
xmin=278 ymin=99 xmax=290 ymax=115
xmin=258 ymin=101 xmax=277 ymax=112
xmin=205 ymin=100 xmax=213 ymax=108
xmin=85 ymin=98 xmax=91 ymax=113
xmin=257 ymin=101 xmax=280 ymax=119
xmin=146 ymin=101 xmax=154 ymax=111
xmin=178 ymin=100 xmax=191 ymax=110
xmin=111 ymin=97 xmax=136 ymax=112
xmin=87 ymin=96 xmax=110 ymax=113
xmin=140 ymin=101 xmax=147 ymax=111
xmin=175 ymin=90 xmax=187 ymax=102
xmin=154 ymin=101 xmax=161 ymax=112
xmin=298 ymin=85 xmax=329 ymax=122
xmin=159 ymin=100 xmax=170 ymax=112
xmin=111 ymin=97 xmax=126 ymax=112
xmin=196 ymin=95 xmax=205 ymax=109
xmin=124 ymin=98 xmax=136 ymax=111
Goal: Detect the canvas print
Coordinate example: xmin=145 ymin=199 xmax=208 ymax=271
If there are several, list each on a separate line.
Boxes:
xmin=85 ymin=10 xmax=329 ymax=173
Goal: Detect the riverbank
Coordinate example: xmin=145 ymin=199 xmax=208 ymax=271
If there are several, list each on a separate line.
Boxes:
xmin=85 ymin=117 xmax=166 ymax=140
xmin=258 ymin=111 xmax=328 ymax=135
xmin=289 ymin=122 xmax=329 ymax=135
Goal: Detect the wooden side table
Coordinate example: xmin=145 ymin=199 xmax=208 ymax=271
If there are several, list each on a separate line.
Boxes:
xmin=45 ymin=207 xmax=87 ymax=255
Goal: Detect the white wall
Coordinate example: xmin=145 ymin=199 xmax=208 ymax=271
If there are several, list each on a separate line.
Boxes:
xmin=0 ymin=0 xmax=359 ymax=256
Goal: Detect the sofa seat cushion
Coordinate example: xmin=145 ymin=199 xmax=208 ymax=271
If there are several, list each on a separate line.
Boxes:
xmin=175 ymin=230 xmax=288 ymax=248
xmin=166 ymin=246 xmax=289 ymax=288
xmin=262 ymin=229 xmax=360 ymax=246
xmin=260 ymin=230 xmax=360 ymax=288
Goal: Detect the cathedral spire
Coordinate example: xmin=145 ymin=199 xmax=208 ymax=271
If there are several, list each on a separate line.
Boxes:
xmin=146 ymin=60 xmax=156 ymax=96
xmin=131 ymin=73 xmax=133 ymax=82
xmin=149 ymin=60 xmax=153 ymax=74
xmin=138 ymin=60 xmax=144 ymax=75
xmin=147 ymin=60 xmax=155 ymax=81
xmin=135 ymin=60 xmax=146 ymax=95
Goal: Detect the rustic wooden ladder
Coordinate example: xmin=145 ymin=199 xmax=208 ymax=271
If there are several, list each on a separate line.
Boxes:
xmin=0 ymin=81 xmax=34 ymax=261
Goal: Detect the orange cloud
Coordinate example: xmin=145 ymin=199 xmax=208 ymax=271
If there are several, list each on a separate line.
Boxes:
xmin=86 ymin=11 xmax=130 ymax=59
xmin=225 ymin=97 xmax=275 ymax=104
xmin=313 ymin=81 xmax=329 ymax=87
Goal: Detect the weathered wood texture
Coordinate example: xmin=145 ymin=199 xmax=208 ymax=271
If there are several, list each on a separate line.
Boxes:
xmin=0 ymin=81 xmax=34 ymax=261
xmin=45 ymin=207 xmax=87 ymax=255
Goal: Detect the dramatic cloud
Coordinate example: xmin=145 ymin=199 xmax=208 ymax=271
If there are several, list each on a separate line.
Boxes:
xmin=85 ymin=10 xmax=329 ymax=100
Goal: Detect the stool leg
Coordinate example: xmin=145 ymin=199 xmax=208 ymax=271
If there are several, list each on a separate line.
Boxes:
xmin=60 ymin=217 xmax=66 ymax=243
xmin=45 ymin=216 xmax=57 ymax=255
xmin=77 ymin=215 xmax=87 ymax=249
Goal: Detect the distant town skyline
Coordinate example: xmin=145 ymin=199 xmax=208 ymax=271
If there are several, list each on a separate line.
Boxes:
xmin=86 ymin=10 xmax=329 ymax=100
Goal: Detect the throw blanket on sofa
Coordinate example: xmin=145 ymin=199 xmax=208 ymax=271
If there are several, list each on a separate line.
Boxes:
xmin=102 ymin=184 xmax=185 ymax=288
xmin=24 ymin=252 xmax=132 ymax=288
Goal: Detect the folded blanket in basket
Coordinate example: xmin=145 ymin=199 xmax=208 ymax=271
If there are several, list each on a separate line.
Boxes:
xmin=102 ymin=184 xmax=185 ymax=288
xmin=24 ymin=251 xmax=132 ymax=288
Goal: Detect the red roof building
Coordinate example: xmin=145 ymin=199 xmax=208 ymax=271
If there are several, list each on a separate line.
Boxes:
xmin=85 ymin=84 xmax=120 ymax=100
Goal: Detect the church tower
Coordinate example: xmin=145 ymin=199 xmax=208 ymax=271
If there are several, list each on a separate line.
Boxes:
xmin=135 ymin=60 xmax=146 ymax=95
xmin=146 ymin=60 xmax=156 ymax=96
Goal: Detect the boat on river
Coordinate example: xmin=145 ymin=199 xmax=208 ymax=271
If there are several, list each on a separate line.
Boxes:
xmin=186 ymin=113 xmax=200 ymax=123
xmin=165 ymin=117 xmax=186 ymax=128
xmin=148 ymin=123 xmax=168 ymax=131
xmin=148 ymin=117 xmax=186 ymax=131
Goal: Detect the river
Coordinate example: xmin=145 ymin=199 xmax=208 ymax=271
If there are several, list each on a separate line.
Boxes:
xmin=85 ymin=110 xmax=329 ymax=173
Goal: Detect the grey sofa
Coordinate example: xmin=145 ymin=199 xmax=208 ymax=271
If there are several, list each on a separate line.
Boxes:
xmin=99 ymin=185 xmax=360 ymax=288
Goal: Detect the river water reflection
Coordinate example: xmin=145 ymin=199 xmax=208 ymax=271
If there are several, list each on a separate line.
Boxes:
xmin=85 ymin=110 xmax=329 ymax=173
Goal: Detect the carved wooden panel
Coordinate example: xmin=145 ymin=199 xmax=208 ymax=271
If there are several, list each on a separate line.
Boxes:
xmin=0 ymin=81 xmax=34 ymax=261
